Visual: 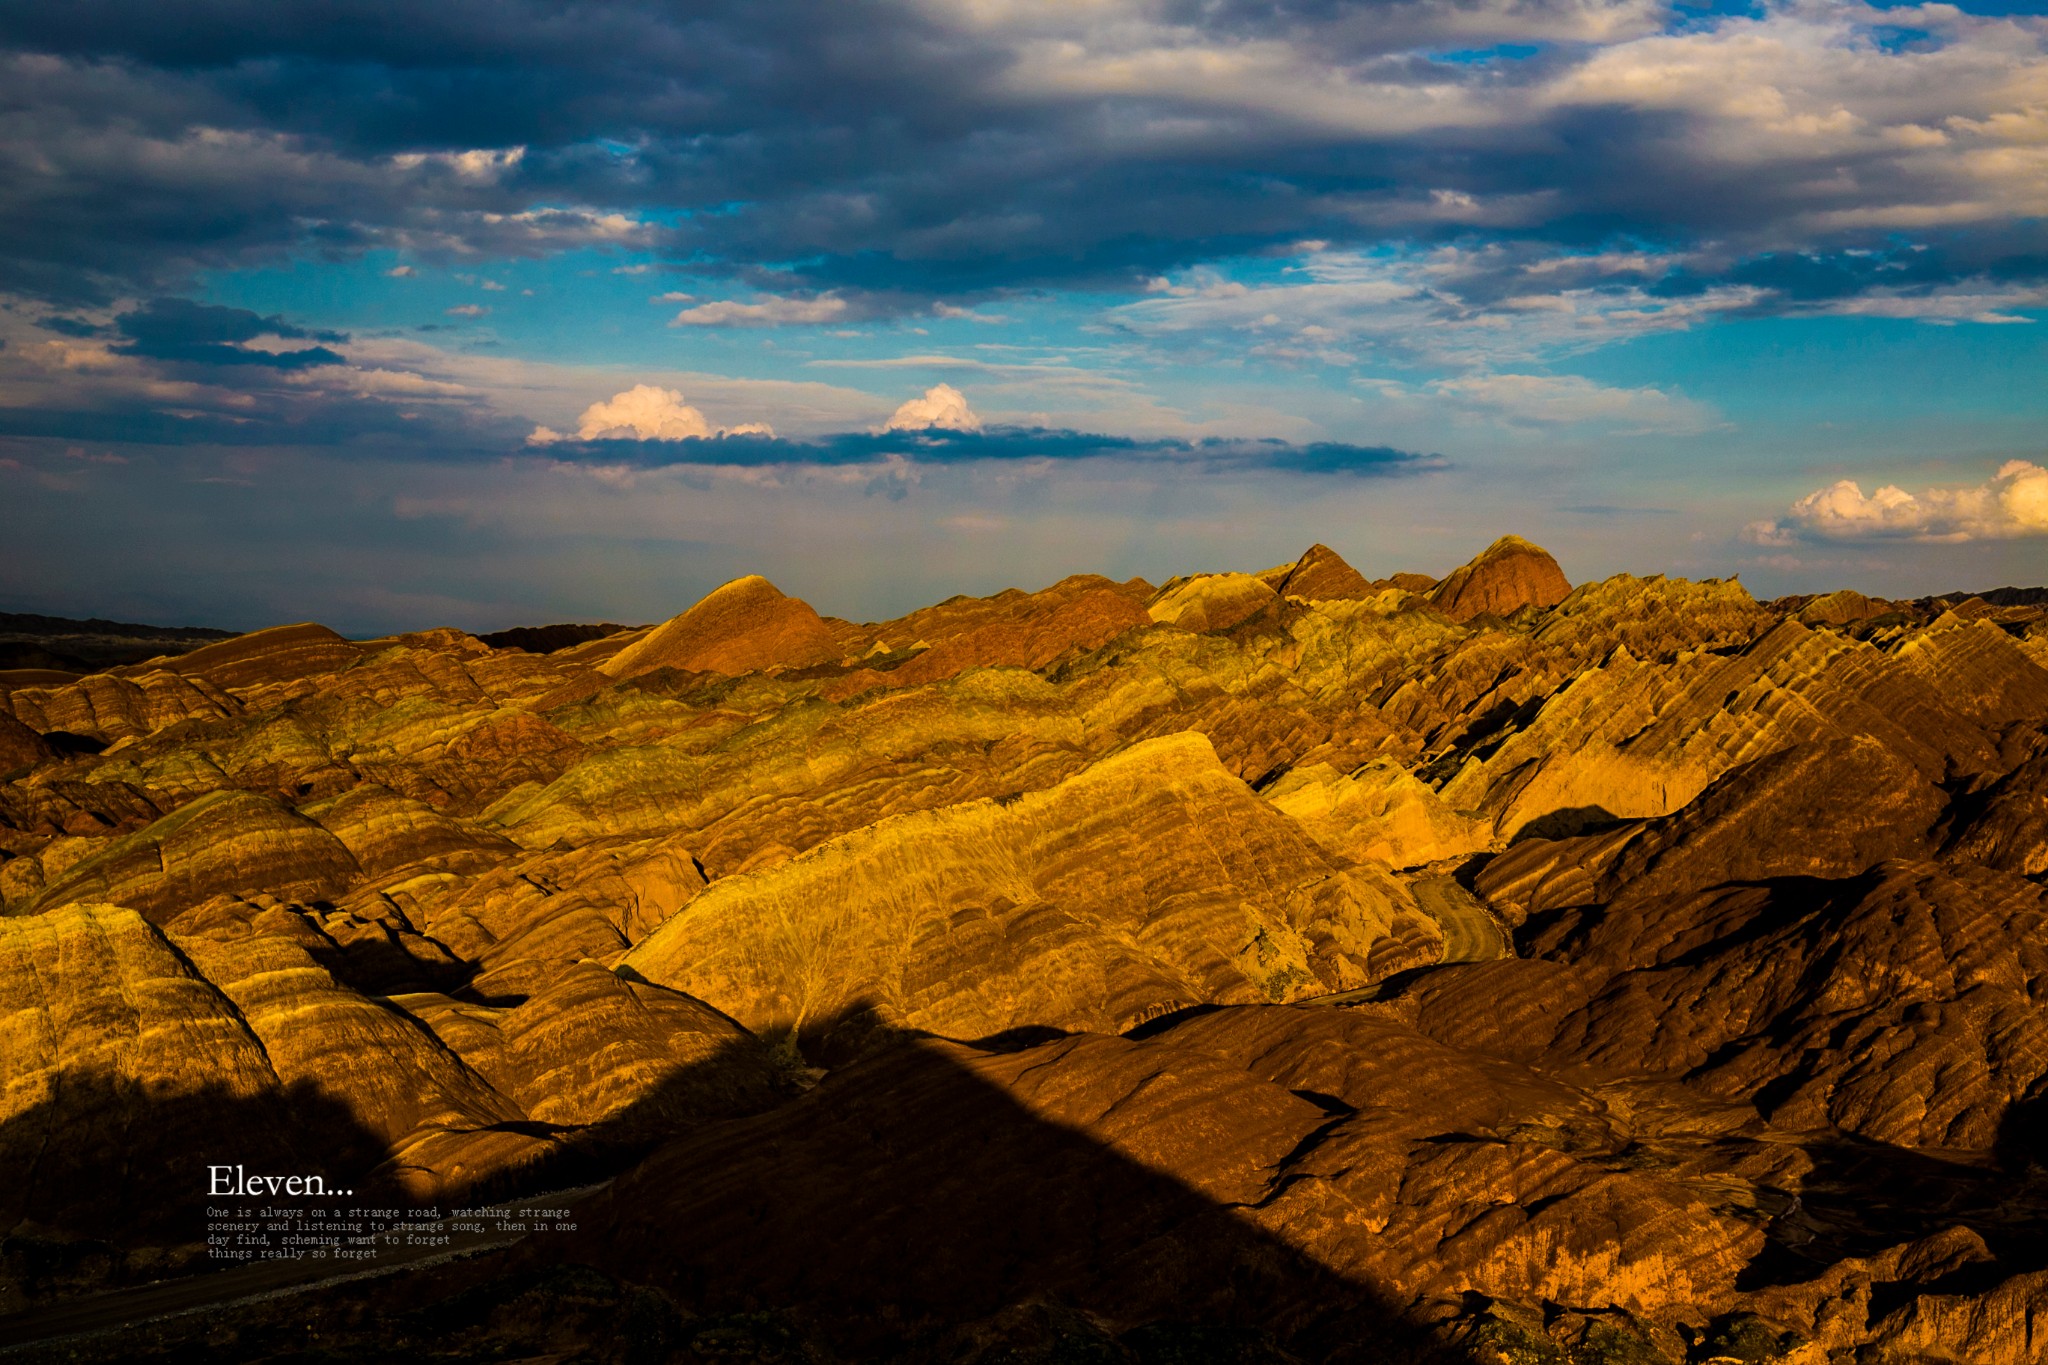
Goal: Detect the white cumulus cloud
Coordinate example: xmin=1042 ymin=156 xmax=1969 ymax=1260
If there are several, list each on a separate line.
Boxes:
xmin=1748 ymin=459 xmax=2048 ymax=544
xmin=527 ymin=384 xmax=774 ymax=444
xmin=883 ymin=383 xmax=983 ymax=433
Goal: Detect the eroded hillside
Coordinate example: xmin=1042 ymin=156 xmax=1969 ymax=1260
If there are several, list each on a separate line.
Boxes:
xmin=3 ymin=537 xmax=2047 ymax=1364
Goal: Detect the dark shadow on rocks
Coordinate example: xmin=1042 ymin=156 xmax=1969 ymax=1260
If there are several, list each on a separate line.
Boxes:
xmin=1736 ymin=1131 xmax=2048 ymax=1293
xmin=1995 ymin=1090 xmax=2048 ymax=1174
xmin=1507 ymin=804 xmax=1624 ymax=844
xmin=0 ymin=1070 xmax=388 ymax=1306
xmin=0 ymin=1015 xmax=1492 ymax=1364
xmin=517 ymin=1014 xmax=1487 ymax=1365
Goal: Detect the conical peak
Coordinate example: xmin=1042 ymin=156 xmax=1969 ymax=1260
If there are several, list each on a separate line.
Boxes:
xmin=1274 ymin=542 xmax=1374 ymax=602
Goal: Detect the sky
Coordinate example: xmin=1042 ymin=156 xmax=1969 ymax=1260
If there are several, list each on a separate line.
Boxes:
xmin=1 ymin=0 xmax=2045 ymax=634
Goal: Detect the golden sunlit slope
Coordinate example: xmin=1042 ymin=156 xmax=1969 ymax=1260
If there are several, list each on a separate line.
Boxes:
xmin=4 ymin=535 xmax=2048 ymax=1362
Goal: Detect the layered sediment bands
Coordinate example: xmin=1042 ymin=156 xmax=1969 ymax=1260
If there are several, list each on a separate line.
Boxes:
xmin=1427 ymin=534 xmax=1571 ymax=621
xmin=0 ymin=669 xmax=237 ymax=742
xmin=4 ymin=543 xmax=2048 ymax=1361
xmin=143 ymin=622 xmax=366 ymax=690
xmin=168 ymin=926 xmax=551 ymax=1196
xmin=0 ymin=715 xmax=58 ymax=771
xmin=571 ymin=1018 xmax=1758 ymax=1351
xmin=600 ymin=575 xmax=840 ymax=679
xmin=1264 ymin=759 xmax=1488 ymax=868
xmin=24 ymin=790 xmax=360 ymax=921
xmin=1258 ymin=542 xmax=1379 ymax=601
xmin=489 ymin=665 xmax=1093 ymax=862
xmin=1147 ymin=572 xmax=1279 ymax=633
xmin=1947 ymin=739 xmax=2048 ymax=874
xmin=401 ymin=961 xmax=779 ymax=1131
xmin=822 ymin=573 xmax=1153 ymax=696
xmin=301 ymin=783 xmax=517 ymax=879
xmin=624 ymin=734 xmax=1441 ymax=1048
xmin=1473 ymin=738 xmax=1948 ymax=921
xmin=0 ymin=905 xmax=367 ymax=1238
xmin=1438 ymin=611 xmax=2031 ymax=842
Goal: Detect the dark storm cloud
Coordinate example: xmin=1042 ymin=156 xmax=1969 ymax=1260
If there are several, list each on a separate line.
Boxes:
xmin=113 ymin=298 xmax=346 ymax=368
xmin=1 ymin=1 xmax=2044 ymax=307
xmin=0 ymin=298 xmax=517 ymax=448
xmin=0 ymin=394 xmax=512 ymax=448
xmin=536 ymin=426 xmax=1440 ymax=477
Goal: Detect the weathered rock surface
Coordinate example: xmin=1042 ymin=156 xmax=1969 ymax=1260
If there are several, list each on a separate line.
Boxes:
xmin=1264 ymin=759 xmax=1489 ymax=868
xmin=3 ymin=540 xmax=2047 ymax=1364
xmin=600 ymin=575 xmax=840 ymax=678
xmin=625 ymin=733 xmax=1439 ymax=1050
xmin=1147 ymin=572 xmax=1279 ymax=633
xmin=1428 ymin=534 xmax=1571 ymax=621
xmin=1258 ymin=542 xmax=1379 ymax=602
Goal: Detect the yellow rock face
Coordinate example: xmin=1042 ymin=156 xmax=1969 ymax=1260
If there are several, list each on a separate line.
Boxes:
xmin=624 ymin=733 xmax=1439 ymax=1050
xmin=26 ymin=789 xmax=361 ymax=920
xmin=4 ymin=546 xmax=2048 ymax=1360
xmin=1147 ymin=573 xmax=1280 ymax=633
xmin=1263 ymin=759 xmax=1488 ymax=869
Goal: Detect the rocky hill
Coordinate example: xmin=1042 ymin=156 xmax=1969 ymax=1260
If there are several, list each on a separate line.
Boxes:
xmin=3 ymin=536 xmax=2046 ymax=1364
xmin=0 ymin=611 xmax=236 ymax=678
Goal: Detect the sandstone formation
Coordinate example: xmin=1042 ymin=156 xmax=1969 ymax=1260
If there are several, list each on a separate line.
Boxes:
xmin=4 ymin=540 xmax=2048 ymax=1364
xmin=1257 ymin=542 xmax=1378 ymax=601
xmin=1427 ymin=533 xmax=1572 ymax=621
xmin=1146 ymin=572 xmax=1279 ymax=632
xmin=1263 ymin=759 xmax=1489 ymax=868
xmin=600 ymin=575 xmax=840 ymax=678
xmin=623 ymin=734 xmax=1440 ymax=1051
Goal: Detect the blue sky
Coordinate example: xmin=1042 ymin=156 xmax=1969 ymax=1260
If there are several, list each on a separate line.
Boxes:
xmin=1 ymin=0 xmax=2045 ymax=633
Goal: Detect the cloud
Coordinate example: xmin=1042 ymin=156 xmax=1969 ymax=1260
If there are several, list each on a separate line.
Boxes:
xmin=1749 ymin=459 xmax=2048 ymax=544
xmin=524 ymin=416 xmax=1438 ymax=480
xmin=385 ymin=265 xmax=414 ymax=277
xmin=1 ymin=2 xmax=2043 ymax=314
xmin=445 ymin=304 xmax=489 ymax=318
xmin=1425 ymin=373 xmax=1722 ymax=434
xmin=671 ymin=294 xmax=849 ymax=327
xmin=112 ymin=297 xmax=346 ymax=369
xmin=527 ymin=384 xmax=775 ymax=444
xmin=931 ymin=303 xmax=1007 ymax=324
xmin=1112 ymin=247 xmax=1773 ymax=368
xmin=883 ymin=383 xmax=983 ymax=433
xmin=0 ymin=300 xmax=524 ymax=449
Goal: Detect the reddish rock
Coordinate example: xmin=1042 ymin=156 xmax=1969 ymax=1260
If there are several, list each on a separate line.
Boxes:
xmin=150 ymin=622 xmax=365 ymax=689
xmin=1427 ymin=534 xmax=1570 ymax=621
xmin=601 ymin=575 xmax=842 ymax=678
xmin=1260 ymin=543 xmax=1377 ymax=601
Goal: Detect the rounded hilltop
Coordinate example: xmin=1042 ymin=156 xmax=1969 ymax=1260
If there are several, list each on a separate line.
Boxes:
xmin=1426 ymin=533 xmax=1571 ymax=622
xmin=600 ymin=574 xmax=842 ymax=678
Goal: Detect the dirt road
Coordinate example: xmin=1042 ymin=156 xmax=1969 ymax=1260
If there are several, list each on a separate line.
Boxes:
xmin=1409 ymin=873 xmax=1508 ymax=964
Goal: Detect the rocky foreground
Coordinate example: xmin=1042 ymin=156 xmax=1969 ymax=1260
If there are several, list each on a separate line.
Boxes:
xmin=3 ymin=537 xmax=2046 ymax=1364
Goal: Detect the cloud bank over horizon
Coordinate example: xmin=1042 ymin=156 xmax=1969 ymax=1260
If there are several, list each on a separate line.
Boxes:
xmin=1 ymin=1 xmax=2046 ymax=627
